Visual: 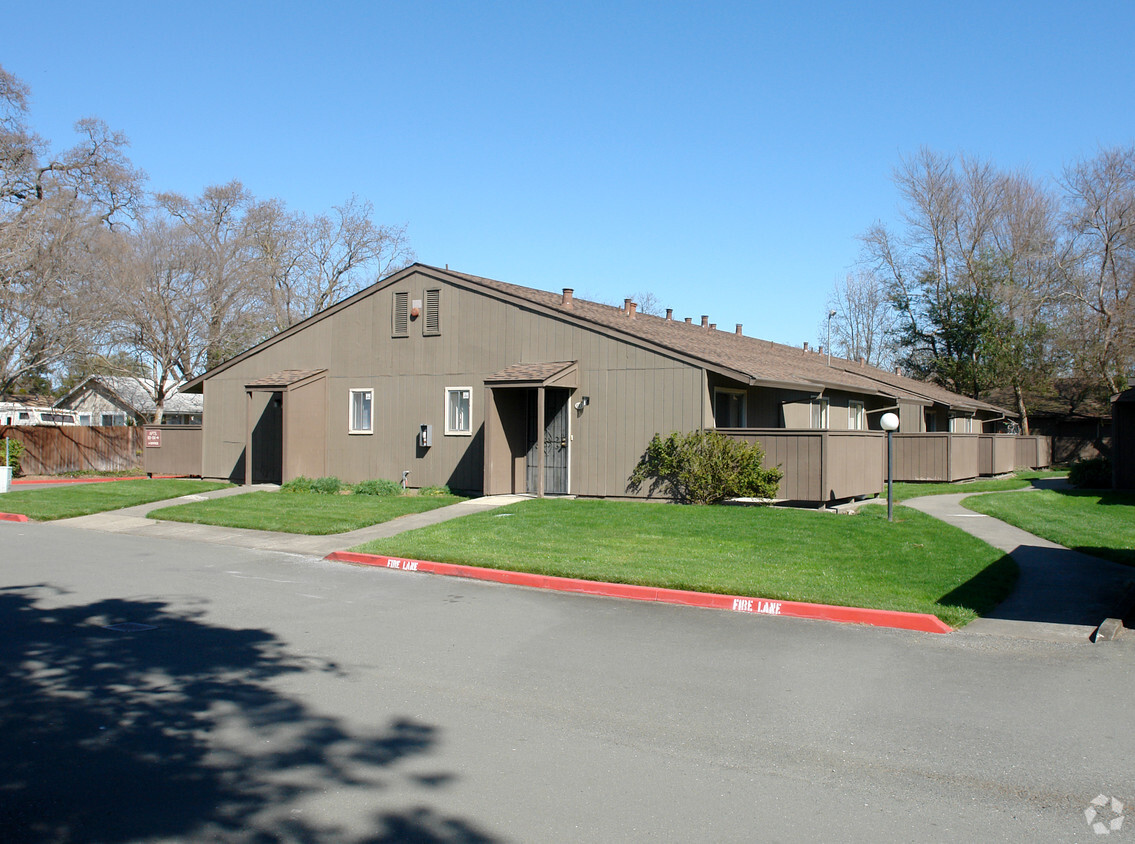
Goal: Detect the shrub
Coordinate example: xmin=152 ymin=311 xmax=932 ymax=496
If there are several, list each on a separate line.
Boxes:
xmin=353 ymin=478 xmax=404 ymax=496
xmin=418 ymin=484 xmax=452 ymax=496
xmin=281 ymin=476 xmax=342 ymax=494
xmin=1 ymin=437 xmax=24 ymax=476
xmin=627 ymin=430 xmax=782 ymax=505
xmin=280 ymin=476 xmax=316 ymax=493
xmin=1068 ymin=457 xmax=1112 ymax=489
xmin=310 ymin=476 xmax=342 ymax=495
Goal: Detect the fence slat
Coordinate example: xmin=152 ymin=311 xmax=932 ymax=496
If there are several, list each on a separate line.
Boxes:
xmin=1 ymin=426 xmax=144 ymax=475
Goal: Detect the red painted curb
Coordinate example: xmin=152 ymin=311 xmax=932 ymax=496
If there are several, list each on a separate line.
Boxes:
xmin=0 ymin=512 xmax=29 ymax=522
xmin=325 ymin=551 xmax=954 ymax=634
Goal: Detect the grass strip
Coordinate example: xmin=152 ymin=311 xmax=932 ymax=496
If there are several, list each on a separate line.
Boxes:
xmin=891 ymin=469 xmax=1067 ymax=502
xmin=149 ymin=491 xmax=467 ymax=535
xmin=352 ymin=498 xmax=1014 ymax=628
xmin=0 ymin=479 xmax=231 ymax=521
xmin=963 ymin=489 xmax=1135 ymax=568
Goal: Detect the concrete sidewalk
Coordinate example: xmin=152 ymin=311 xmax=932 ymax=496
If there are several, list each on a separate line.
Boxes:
xmin=902 ymin=486 xmax=1135 ymax=642
xmin=52 ymin=486 xmax=529 ymax=556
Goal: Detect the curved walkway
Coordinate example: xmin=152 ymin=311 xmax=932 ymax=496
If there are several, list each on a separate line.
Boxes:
xmin=902 ymin=483 xmax=1134 ymax=642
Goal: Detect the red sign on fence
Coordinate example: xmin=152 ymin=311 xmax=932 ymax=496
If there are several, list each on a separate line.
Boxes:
xmin=145 ymin=429 xmax=162 ymax=448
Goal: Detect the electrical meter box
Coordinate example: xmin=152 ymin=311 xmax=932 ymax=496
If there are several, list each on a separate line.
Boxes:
xmin=419 ymin=424 xmax=432 ymax=448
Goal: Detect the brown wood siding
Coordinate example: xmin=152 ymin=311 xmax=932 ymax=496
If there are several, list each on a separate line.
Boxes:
xmin=199 ymin=271 xmax=705 ymax=494
xmin=142 ymin=426 xmax=203 ymax=476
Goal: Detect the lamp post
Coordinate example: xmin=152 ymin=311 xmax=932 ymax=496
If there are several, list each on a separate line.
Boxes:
xmin=880 ymin=412 xmax=899 ymax=522
xmin=826 ymin=309 xmax=836 ymax=365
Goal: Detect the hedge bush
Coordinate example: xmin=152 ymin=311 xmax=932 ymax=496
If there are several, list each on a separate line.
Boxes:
xmin=627 ymin=430 xmax=782 ymax=505
xmin=354 ymin=479 xmax=404 ymax=496
xmin=1 ymin=437 xmax=24 ymax=476
xmin=1068 ymin=457 xmax=1112 ymax=489
xmin=281 ymin=476 xmax=342 ymax=494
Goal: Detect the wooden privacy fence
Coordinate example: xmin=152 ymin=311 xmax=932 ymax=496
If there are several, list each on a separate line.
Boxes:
xmin=723 ymin=429 xmax=884 ymax=503
xmin=1013 ymin=435 xmax=1051 ymax=470
xmin=0 ymin=425 xmax=144 ymax=475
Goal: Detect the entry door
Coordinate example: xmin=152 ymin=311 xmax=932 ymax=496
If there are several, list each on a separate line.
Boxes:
xmin=525 ymin=389 xmax=570 ymax=495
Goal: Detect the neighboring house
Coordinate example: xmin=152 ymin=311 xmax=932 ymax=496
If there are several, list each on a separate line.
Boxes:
xmin=178 ymin=264 xmax=1018 ymax=503
xmin=55 ymin=376 xmax=204 ymax=426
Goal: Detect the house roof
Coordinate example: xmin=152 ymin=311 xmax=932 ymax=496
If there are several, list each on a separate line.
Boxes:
xmin=245 ymin=369 xmax=327 ymax=389
xmin=55 ymin=376 xmax=204 ymax=415
xmin=182 ymin=263 xmax=1010 ymax=415
xmin=486 ymin=361 xmax=577 ymax=385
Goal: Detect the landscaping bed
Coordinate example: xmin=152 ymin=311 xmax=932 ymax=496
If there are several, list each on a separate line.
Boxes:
xmin=350 ymin=498 xmax=1015 ymax=628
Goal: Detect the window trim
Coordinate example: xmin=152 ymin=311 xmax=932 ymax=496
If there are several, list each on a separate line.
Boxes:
xmin=848 ymin=400 xmax=865 ymax=431
xmin=713 ymin=387 xmax=747 ymax=428
xmin=348 ymin=388 xmax=374 ymax=435
xmin=810 ymin=397 xmax=830 ymax=430
xmin=445 ymin=386 xmax=472 ymax=436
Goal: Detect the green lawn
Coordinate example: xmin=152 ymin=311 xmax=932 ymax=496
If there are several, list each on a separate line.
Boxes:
xmin=892 ymin=469 xmax=1067 ymax=502
xmin=149 ymin=491 xmax=467 ymax=535
xmin=351 ymin=499 xmax=1015 ymax=628
xmin=963 ymin=489 xmax=1135 ymax=567
xmin=0 ymin=479 xmax=231 ymax=521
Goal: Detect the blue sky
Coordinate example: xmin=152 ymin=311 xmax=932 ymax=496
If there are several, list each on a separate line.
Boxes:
xmin=4 ymin=1 xmax=1133 ymax=347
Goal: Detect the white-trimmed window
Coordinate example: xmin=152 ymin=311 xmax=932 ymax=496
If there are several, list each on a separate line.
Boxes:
xmin=713 ymin=388 xmax=747 ymax=428
xmin=810 ymin=398 xmax=829 ymax=429
xmin=848 ymin=400 xmax=865 ymax=431
xmin=949 ymin=413 xmax=973 ymax=433
xmin=445 ymin=387 xmax=472 ymax=435
xmin=349 ymin=388 xmax=373 ymax=434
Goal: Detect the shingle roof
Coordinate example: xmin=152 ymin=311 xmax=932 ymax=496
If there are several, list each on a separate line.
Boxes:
xmin=245 ymin=369 xmax=327 ymax=389
xmin=57 ymin=376 xmax=203 ymax=415
xmin=486 ymin=361 xmax=576 ymax=384
xmin=437 ymin=267 xmax=1009 ymax=415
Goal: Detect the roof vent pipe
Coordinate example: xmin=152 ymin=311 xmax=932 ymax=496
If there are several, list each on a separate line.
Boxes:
xmin=803 ymin=342 xmax=809 ymax=352
xmin=735 ymin=324 xmax=743 ymax=335
xmin=666 ymin=308 xmax=673 ymax=321
xmin=624 ymin=298 xmax=633 ymax=316
xmin=629 ymin=302 xmax=637 ymax=319
xmin=701 ymin=315 xmax=709 ymax=328
xmin=561 ymin=288 xmax=573 ymax=308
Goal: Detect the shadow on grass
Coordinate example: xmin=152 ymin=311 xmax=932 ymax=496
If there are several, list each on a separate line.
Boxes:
xmin=937 ymin=554 xmax=1020 ymax=620
xmin=0 ymin=586 xmax=496 ymax=843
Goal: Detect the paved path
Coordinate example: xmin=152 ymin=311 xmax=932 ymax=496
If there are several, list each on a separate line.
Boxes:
xmin=54 ymin=486 xmax=529 ymax=556
xmin=902 ymin=483 xmax=1135 ymax=642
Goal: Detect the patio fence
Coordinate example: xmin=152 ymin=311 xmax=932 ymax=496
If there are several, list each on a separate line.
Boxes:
xmin=1 ymin=425 xmax=144 ymax=475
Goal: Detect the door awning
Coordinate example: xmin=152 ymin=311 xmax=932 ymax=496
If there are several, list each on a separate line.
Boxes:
xmin=245 ymin=369 xmax=327 ymax=391
xmin=485 ymin=361 xmax=577 ymax=388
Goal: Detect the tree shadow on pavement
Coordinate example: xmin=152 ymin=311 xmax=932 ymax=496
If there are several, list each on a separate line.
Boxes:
xmin=0 ymin=586 xmax=497 ymax=843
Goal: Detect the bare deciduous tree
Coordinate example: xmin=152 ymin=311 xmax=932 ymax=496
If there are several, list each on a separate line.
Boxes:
xmin=0 ymin=63 xmax=142 ymax=394
xmin=824 ymin=269 xmax=897 ymax=369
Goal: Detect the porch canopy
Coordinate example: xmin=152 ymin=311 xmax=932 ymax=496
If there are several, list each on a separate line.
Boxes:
xmin=484 ymin=361 xmax=578 ymax=497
